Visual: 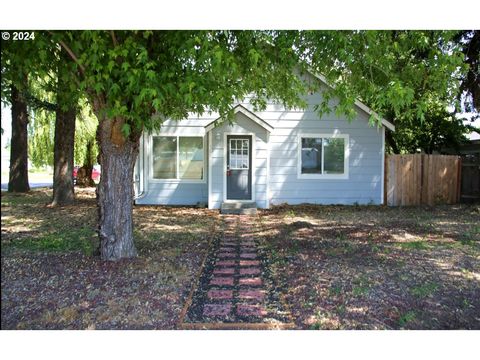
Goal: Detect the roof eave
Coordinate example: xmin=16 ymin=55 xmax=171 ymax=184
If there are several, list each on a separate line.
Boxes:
xmin=204 ymin=104 xmax=274 ymax=133
xmin=309 ymin=72 xmax=395 ymax=132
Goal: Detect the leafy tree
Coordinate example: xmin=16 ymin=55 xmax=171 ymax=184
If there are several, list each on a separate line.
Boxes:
xmin=387 ymin=102 xmax=471 ymax=154
xmin=1 ymin=39 xmax=39 ymax=192
xmin=27 ymin=75 xmax=57 ymax=168
xmin=74 ymin=100 xmax=98 ymax=187
xmin=2 ymin=35 xmax=81 ymax=203
xmin=28 ymin=98 xmax=99 ymax=179
xmin=455 ymin=30 xmax=480 ymax=113
xmin=8 ymin=82 xmax=30 ymax=192
xmin=28 ymin=107 xmax=54 ymax=168
xmin=297 ymin=31 xmax=469 ymax=154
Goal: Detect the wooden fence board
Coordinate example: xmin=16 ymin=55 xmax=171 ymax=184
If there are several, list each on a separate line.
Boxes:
xmin=386 ymin=154 xmax=461 ymax=206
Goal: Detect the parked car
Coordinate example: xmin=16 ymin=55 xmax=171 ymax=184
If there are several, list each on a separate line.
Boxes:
xmin=73 ymin=166 xmax=80 ymax=184
xmin=92 ymin=165 xmax=101 ymax=182
xmin=73 ymin=165 xmax=101 ymax=184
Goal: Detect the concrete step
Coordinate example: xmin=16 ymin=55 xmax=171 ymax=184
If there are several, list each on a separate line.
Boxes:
xmin=220 ymin=201 xmax=257 ymax=215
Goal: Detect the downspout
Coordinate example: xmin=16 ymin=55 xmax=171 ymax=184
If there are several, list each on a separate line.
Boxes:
xmin=133 ymin=133 xmax=146 ymax=201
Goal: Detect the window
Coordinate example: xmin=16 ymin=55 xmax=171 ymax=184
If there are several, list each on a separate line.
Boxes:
xmin=152 ymin=136 xmax=204 ymax=180
xmin=229 ymin=139 xmax=249 ymax=169
xmin=299 ymin=134 xmax=348 ymax=179
xmin=153 ymin=137 xmax=177 ymax=179
xmin=179 ymin=137 xmax=204 ymax=179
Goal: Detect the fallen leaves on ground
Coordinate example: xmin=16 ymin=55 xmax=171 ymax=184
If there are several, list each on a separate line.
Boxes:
xmin=1 ymin=188 xmax=218 ymax=329
xmin=257 ymin=204 xmax=480 ymax=329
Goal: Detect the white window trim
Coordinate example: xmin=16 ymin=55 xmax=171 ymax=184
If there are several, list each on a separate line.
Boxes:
xmin=297 ymin=133 xmax=349 ymax=180
xmin=150 ymin=134 xmax=206 ymax=183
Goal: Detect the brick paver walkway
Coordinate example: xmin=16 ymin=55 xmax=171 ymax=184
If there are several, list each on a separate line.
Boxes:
xmin=181 ymin=214 xmax=293 ymax=329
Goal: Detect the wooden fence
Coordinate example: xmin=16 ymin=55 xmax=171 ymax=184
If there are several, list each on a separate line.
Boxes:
xmin=385 ymin=154 xmax=461 ymax=206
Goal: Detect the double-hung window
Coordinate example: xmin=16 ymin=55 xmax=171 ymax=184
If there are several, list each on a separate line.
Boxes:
xmin=298 ymin=134 xmax=349 ymax=179
xmin=152 ymin=136 xmax=204 ymax=180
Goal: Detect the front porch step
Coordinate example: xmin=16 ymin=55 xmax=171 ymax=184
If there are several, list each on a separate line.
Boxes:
xmin=220 ymin=202 xmax=257 ymax=215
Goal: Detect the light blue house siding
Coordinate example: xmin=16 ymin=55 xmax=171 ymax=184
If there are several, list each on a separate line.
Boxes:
xmin=135 ymin=84 xmax=391 ymax=208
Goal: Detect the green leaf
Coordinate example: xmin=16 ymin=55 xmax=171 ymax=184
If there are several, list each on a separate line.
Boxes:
xmin=121 ymin=123 xmax=131 ymax=137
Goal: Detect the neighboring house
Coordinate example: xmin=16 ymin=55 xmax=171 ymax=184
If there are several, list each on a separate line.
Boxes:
xmin=134 ymin=73 xmax=395 ymax=210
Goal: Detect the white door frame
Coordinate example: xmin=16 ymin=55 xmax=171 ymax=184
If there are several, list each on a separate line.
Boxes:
xmin=223 ymin=132 xmax=256 ymax=203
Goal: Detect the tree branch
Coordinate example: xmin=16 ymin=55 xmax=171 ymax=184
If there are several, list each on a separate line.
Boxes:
xmin=25 ymin=93 xmax=57 ymax=112
xmin=49 ymin=32 xmax=86 ymax=77
xmin=110 ymin=31 xmax=118 ymax=47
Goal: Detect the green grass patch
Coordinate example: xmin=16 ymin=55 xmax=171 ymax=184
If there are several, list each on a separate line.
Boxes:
xmin=6 ymin=227 xmax=95 ymax=256
xmin=410 ymin=282 xmax=439 ymax=298
xmin=352 ymin=285 xmax=370 ymax=297
xmin=335 ymin=304 xmax=346 ymax=315
xmin=309 ymin=322 xmax=323 ymax=330
xmin=287 ymin=241 xmax=300 ymax=256
xmin=459 ymin=226 xmax=480 ymax=246
xmin=352 ymin=275 xmax=372 ymax=297
xmin=328 ymin=285 xmax=342 ymax=297
xmin=399 ymin=241 xmax=429 ymax=250
xmin=398 ymin=310 xmax=417 ymax=327
xmin=1 ymin=192 xmax=50 ymax=207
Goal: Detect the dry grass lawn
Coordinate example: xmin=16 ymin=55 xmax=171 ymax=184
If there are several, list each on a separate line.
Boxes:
xmin=2 ymin=189 xmax=479 ymax=329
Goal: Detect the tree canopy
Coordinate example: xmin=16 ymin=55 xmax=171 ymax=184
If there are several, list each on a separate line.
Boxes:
xmin=28 ymin=97 xmax=98 ymax=168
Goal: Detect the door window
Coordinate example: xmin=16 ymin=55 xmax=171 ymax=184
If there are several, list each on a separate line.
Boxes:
xmin=229 ymin=138 xmax=249 ymax=169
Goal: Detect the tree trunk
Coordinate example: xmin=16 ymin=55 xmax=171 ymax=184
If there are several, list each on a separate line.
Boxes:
xmin=8 ymin=84 xmax=30 ymax=192
xmin=51 ymin=104 xmax=76 ymax=206
xmin=76 ymin=140 xmax=95 ymax=187
xmin=385 ymin=130 xmax=400 ymax=154
xmin=96 ymin=114 xmax=140 ymax=260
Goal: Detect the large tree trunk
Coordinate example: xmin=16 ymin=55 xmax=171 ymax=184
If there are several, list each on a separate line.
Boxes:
xmin=51 ymin=49 xmax=78 ymax=205
xmin=95 ymin=114 xmax=140 ymax=260
xmin=8 ymin=84 xmax=30 ymax=192
xmin=51 ymin=101 xmax=76 ymax=206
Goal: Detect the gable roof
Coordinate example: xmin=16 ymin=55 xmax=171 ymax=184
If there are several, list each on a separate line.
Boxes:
xmin=204 ymin=72 xmax=395 ymax=133
xmin=310 ymin=72 xmax=395 ymax=131
xmin=205 ymin=104 xmax=274 ymax=133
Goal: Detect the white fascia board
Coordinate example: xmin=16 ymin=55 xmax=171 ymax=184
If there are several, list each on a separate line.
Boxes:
xmin=205 ymin=104 xmax=274 ymax=133
xmin=309 ymin=72 xmax=395 ymax=132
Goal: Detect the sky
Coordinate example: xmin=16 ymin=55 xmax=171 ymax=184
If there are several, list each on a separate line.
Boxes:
xmin=1 ymin=104 xmax=12 ymax=150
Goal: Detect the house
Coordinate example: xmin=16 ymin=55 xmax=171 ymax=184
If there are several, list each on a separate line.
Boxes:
xmin=133 ymin=73 xmax=395 ymax=211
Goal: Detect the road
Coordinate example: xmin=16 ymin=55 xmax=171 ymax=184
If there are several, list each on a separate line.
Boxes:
xmin=1 ymin=181 xmax=53 ymax=191
xmin=1 ymin=173 xmax=53 ymax=191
